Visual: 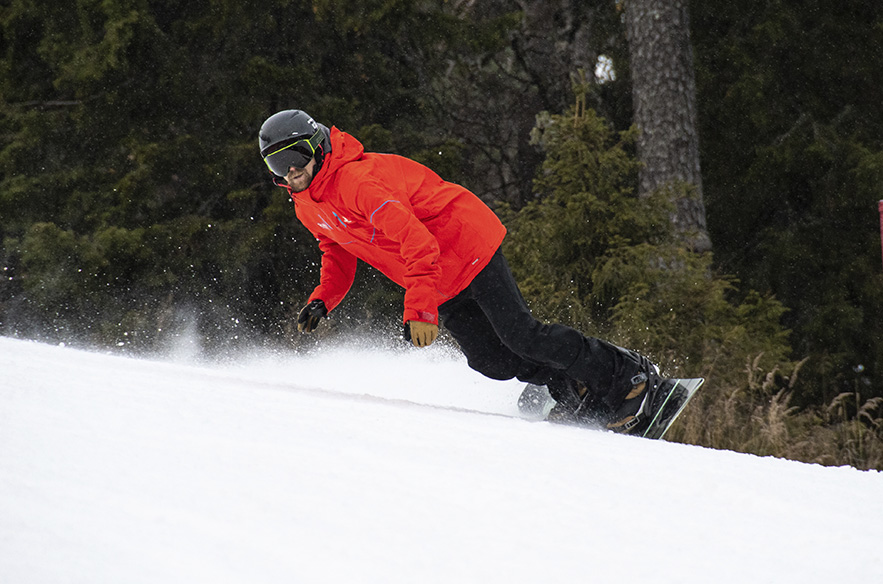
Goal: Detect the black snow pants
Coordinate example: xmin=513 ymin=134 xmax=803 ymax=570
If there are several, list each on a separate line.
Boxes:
xmin=438 ymin=247 xmax=625 ymax=401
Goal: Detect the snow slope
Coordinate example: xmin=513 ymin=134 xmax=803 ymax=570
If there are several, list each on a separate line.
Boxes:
xmin=2 ymin=336 xmax=882 ymax=583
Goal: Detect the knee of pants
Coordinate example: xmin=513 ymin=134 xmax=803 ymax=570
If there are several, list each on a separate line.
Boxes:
xmin=464 ymin=352 xmax=523 ymax=381
xmin=501 ymin=318 xmax=582 ymax=366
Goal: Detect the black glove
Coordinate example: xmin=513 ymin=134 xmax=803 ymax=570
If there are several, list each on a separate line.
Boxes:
xmin=297 ymin=299 xmax=328 ymax=332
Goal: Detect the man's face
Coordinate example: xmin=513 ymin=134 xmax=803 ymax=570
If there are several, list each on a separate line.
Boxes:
xmin=285 ymin=157 xmax=317 ymax=192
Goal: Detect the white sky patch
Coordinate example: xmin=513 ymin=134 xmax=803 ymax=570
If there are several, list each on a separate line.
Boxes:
xmin=595 ymin=54 xmax=616 ymax=84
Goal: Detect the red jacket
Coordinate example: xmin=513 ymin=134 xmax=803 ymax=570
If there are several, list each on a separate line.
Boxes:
xmin=283 ymin=128 xmax=507 ymax=325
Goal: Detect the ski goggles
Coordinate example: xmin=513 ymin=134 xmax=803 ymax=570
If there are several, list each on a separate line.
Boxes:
xmin=261 ymin=129 xmax=323 ymax=177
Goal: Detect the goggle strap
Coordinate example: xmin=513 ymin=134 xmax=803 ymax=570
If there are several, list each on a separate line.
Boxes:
xmin=263 ymin=129 xmax=322 ymax=158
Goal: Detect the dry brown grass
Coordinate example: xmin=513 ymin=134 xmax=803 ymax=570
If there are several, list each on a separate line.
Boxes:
xmin=667 ymin=355 xmax=883 ymax=471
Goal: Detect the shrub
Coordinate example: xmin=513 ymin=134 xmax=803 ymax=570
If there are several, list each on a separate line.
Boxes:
xmin=503 ymin=100 xmax=883 ymax=469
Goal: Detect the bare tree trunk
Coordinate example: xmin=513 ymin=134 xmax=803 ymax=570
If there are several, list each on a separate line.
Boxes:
xmin=625 ymin=0 xmax=711 ymax=252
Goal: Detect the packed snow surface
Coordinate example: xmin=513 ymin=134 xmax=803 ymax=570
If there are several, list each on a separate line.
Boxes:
xmin=2 ymin=336 xmax=882 ymax=583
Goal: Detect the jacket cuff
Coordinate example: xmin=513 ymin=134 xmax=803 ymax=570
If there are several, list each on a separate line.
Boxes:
xmin=403 ymin=308 xmax=438 ymax=326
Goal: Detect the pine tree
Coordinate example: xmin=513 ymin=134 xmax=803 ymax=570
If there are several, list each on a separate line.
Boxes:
xmin=503 ymin=100 xmax=790 ymax=384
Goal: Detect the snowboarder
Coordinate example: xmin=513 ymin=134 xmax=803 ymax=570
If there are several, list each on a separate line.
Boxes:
xmin=259 ymin=109 xmax=663 ymax=433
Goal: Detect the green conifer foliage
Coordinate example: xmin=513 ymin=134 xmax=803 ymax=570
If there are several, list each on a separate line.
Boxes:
xmin=692 ymin=0 xmax=883 ymax=403
xmin=0 ymin=0 xmax=461 ymax=351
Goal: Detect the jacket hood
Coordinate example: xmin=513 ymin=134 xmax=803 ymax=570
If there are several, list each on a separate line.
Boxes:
xmin=305 ymin=127 xmax=364 ymax=198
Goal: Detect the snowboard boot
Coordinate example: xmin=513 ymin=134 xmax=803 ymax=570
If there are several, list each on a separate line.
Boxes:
xmin=545 ymin=377 xmax=585 ymax=424
xmin=604 ymin=350 xmax=663 ymax=435
xmin=546 ymin=377 xmax=610 ymax=427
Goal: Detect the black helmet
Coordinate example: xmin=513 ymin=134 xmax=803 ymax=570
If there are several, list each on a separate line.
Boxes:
xmin=259 ymin=110 xmax=331 ymax=177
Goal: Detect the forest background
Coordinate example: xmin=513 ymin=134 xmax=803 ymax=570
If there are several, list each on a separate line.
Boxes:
xmin=2 ymin=0 xmax=883 ymax=469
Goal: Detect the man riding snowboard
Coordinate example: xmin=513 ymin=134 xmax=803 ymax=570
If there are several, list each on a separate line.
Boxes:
xmin=259 ymin=109 xmax=662 ymax=433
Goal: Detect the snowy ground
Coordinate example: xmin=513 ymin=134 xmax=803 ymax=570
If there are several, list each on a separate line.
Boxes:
xmin=2 ymin=335 xmax=882 ymax=583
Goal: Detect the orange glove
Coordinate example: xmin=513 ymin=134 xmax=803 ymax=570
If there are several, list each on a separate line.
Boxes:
xmin=408 ymin=320 xmax=438 ymax=348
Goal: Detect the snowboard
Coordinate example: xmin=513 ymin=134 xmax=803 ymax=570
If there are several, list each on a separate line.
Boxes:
xmin=517 ymin=377 xmax=705 ymax=440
